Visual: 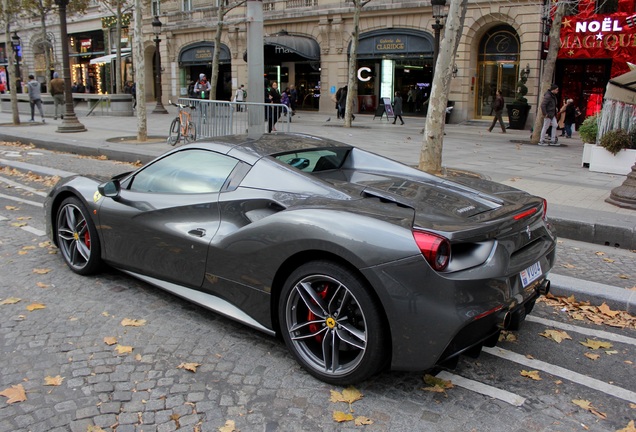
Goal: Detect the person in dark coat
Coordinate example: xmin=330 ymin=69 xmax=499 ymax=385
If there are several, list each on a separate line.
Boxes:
xmin=267 ymin=81 xmax=281 ymax=133
xmin=563 ymin=99 xmax=577 ymax=139
xmin=392 ymin=91 xmax=404 ymax=125
xmin=539 ymin=84 xmax=560 ymax=146
xmin=488 ymin=89 xmax=506 ymax=133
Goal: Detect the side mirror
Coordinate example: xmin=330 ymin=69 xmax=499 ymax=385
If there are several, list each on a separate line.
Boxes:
xmin=98 ymin=180 xmax=121 ymax=198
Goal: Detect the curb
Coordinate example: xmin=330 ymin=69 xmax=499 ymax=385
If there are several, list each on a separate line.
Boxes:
xmin=549 ymin=273 xmax=636 ymax=314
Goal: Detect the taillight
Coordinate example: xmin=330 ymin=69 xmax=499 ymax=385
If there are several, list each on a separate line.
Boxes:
xmin=512 ymin=207 xmax=537 ymax=220
xmin=413 ymin=231 xmax=451 ymax=271
xmin=542 ymin=199 xmax=548 ymax=221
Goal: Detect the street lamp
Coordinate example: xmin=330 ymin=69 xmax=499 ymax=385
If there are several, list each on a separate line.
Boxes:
xmin=10 ymin=32 xmax=22 ymax=93
xmin=152 ymin=16 xmax=168 ymax=114
xmin=431 ymin=0 xmax=447 ymax=77
xmin=54 ymin=0 xmax=86 ymax=132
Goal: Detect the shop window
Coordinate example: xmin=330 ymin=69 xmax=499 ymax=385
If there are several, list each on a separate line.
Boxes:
xmin=595 ymin=0 xmax=618 ymax=14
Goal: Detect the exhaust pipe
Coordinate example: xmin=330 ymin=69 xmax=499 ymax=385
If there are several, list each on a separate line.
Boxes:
xmin=497 ymin=310 xmax=511 ymax=330
xmin=539 ymin=279 xmax=550 ymax=296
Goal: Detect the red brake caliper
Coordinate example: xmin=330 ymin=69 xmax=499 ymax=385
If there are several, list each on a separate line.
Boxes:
xmin=307 ymin=284 xmax=328 ymax=342
xmin=82 ymin=223 xmax=91 ymax=248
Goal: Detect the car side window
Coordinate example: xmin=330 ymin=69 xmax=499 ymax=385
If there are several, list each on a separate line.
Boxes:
xmin=274 ymin=148 xmax=349 ymax=173
xmin=129 ymin=149 xmax=239 ymax=194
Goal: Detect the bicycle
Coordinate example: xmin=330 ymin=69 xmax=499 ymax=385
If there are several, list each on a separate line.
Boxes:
xmin=167 ymin=100 xmax=197 ymax=146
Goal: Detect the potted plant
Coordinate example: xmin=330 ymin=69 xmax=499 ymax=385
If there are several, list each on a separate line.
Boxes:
xmin=589 ymin=128 xmax=636 ymax=175
xmin=506 ymin=67 xmax=531 ymax=130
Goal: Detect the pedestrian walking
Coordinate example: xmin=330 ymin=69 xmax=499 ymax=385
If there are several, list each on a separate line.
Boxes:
xmin=488 ymin=89 xmax=506 ymax=133
xmin=289 ymin=84 xmax=298 ymax=115
xmin=557 ymin=99 xmax=568 ymax=136
xmin=49 ymin=72 xmax=65 ymax=120
xmin=563 ymin=99 xmax=578 ymax=139
xmin=234 ymin=84 xmax=245 ymax=111
xmin=267 ymin=81 xmax=281 ymax=133
xmin=539 ymin=84 xmax=560 ymax=146
xmin=26 ymin=74 xmax=45 ymax=123
xmin=392 ymin=91 xmax=404 ymax=125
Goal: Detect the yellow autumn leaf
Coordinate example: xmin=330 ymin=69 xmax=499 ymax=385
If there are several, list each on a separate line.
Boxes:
xmin=540 ymin=329 xmax=572 ymax=343
xmin=114 ymin=345 xmax=133 ymax=354
xmin=0 ymin=297 xmax=21 ymax=305
xmin=560 ymin=263 xmax=576 ymax=269
xmin=11 ymin=222 xmax=27 ymax=227
xmin=103 ymin=337 xmax=117 ymax=346
xmin=0 ymin=384 xmax=27 ymax=404
xmin=32 ymin=268 xmax=51 ymax=274
xmin=605 ymin=350 xmax=619 ymax=355
xmin=584 ymin=352 xmax=600 ymax=360
xmin=36 ymin=282 xmax=49 ymax=288
xmin=580 ymin=339 xmax=613 ymax=350
xmin=603 ymin=258 xmax=615 ymax=263
xmin=87 ymin=426 xmax=106 ymax=432
xmin=44 ymin=375 xmax=64 ymax=386
xmin=598 ymin=303 xmax=620 ymax=317
xmin=120 ymin=318 xmax=146 ymax=327
xmin=520 ymin=370 xmax=542 ymax=380
xmin=616 ymin=420 xmax=636 ymax=432
xmin=333 ymin=411 xmax=354 ymax=422
xmin=5 ymin=205 xmax=19 ymax=210
xmin=618 ymin=274 xmax=630 ymax=279
xmin=330 ymin=386 xmax=363 ymax=405
xmin=135 ymin=354 xmax=142 ymax=361
xmin=422 ymin=374 xmax=454 ymax=395
xmin=354 ymin=416 xmax=374 ymax=426
xmin=630 ymin=403 xmax=636 ymax=409
xmin=22 ymin=246 xmax=36 ymax=250
xmin=499 ymin=331 xmax=517 ymax=342
xmin=218 ymin=419 xmax=238 ymax=432
xmin=572 ymin=399 xmax=607 ymax=419
xmin=177 ymin=362 xmax=201 ymax=372
xmin=26 ymin=303 xmax=46 ymax=311
xmin=595 ymin=251 xmax=605 ymax=256
xmin=18 ymin=250 xmax=29 ymax=255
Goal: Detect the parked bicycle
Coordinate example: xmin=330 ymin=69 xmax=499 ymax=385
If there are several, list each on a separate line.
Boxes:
xmin=167 ymin=100 xmax=197 ymax=145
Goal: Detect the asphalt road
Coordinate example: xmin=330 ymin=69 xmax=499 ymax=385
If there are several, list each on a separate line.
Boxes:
xmin=0 ymin=142 xmax=635 ymax=432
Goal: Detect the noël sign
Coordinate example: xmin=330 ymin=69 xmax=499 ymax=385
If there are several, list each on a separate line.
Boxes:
xmin=358 ymin=67 xmax=372 ymax=82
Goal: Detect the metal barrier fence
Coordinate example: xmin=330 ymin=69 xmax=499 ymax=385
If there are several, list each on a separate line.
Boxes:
xmin=176 ymin=98 xmax=291 ymax=139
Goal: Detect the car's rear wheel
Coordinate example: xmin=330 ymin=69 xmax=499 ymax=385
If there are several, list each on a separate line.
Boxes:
xmin=56 ymin=197 xmax=102 ymax=275
xmin=279 ymin=261 xmax=388 ymax=385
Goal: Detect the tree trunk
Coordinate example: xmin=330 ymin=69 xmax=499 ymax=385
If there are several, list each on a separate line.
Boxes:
xmin=530 ymin=3 xmax=565 ymax=144
xmin=133 ymin=0 xmax=147 ymax=140
xmin=41 ymin=15 xmax=51 ymax=92
xmin=344 ymin=0 xmax=364 ymax=127
xmin=419 ymin=0 xmax=468 ymax=174
xmin=210 ymin=5 xmax=224 ymax=101
xmin=4 ymin=1 xmax=20 ymax=125
xmin=115 ymin=1 xmax=123 ymax=94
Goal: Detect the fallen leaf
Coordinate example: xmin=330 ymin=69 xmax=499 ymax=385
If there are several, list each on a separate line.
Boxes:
xmin=333 ymin=411 xmax=354 ymax=422
xmin=87 ymin=426 xmax=106 ymax=432
xmin=11 ymin=222 xmax=27 ymax=227
xmin=44 ymin=375 xmax=64 ymax=386
xmin=603 ymin=258 xmax=615 ymax=263
xmin=630 ymin=403 xmax=636 ymax=409
xmin=114 ymin=345 xmax=133 ymax=354
xmin=0 ymin=384 xmax=27 ymax=404
xmin=618 ymin=274 xmax=630 ymax=279
xmin=616 ymin=420 xmax=636 ymax=432
xmin=354 ymin=416 xmax=374 ymax=426
xmin=584 ymin=353 xmax=600 ymax=361
xmin=0 ymin=297 xmax=21 ymax=305
xmin=330 ymin=386 xmax=363 ymax=406
xmin=626 ymin=361 xmax=634 ymax=365
xmin=32 ymin=268 xmax=51 ymax=274
xmin=171 ymin=413 xmax=181 ymax=428
xmin=540 ymin=329 xmax=572 ymax=343
xmin=598 ymin=303 xmax=620 ymax=317
xmin=121 ymin=318 xmax=146 ymax=327
xmin=103 ymin=337 xmax=117 ymax=346
xmin=595 ymin=251 xmax=605 ymax=256
xmin=560 ymin=263 xmax=576 ymax=269
xmin=5 ymin=205 xmax=19 ymax=210
xmin=135 ymin=354 xmax=142 ymax=361
xmin=422 ymin=374 xmax=454 ymax=395
xmin=605 ymin=350 xmax=619 ymax=355
xmin=520 ymin=370 xmax=542 ymax=380
xmin=499 ymin=331 xmax=517 ymax=342
xmin=26 ymin=303 xmax=46 ymax=311
xmin=36 ymin=282 xmax=49 ymax=288
xmin=177 ymin=362 xmax=201 ymax=373
xmin=572 ymin=399 xmax=607 ymax=419
xmin=218 ymin=419 xmax=238 ymax=432
xmin=580 ymin=339 xmax=613 ymax=350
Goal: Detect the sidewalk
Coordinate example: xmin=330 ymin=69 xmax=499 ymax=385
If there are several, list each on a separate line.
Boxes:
xmin=0 ymin=107 xmax=635 ymax=312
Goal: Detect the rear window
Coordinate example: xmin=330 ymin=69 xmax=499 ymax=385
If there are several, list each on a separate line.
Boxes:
xmin=274 ymin=148 xmax=350 ymax=173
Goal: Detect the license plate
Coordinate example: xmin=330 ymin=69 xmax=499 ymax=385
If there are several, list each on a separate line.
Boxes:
xmin=520 ymin=262 xmax=542 ymax=288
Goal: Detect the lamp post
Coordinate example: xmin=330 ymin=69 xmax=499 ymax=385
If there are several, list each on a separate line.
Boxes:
xmin=152 ymin=16 xmax=168 ymax=114
xmin=55 ymin=0 xmax=86 ymax=132
xmin=431 ymin=0 xmax=447 ymax=77
xmin=10 ymin=32 xmax=22 ymax=93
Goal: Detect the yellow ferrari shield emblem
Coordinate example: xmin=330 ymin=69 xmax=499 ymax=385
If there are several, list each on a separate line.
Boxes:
xmin=326 ymin=317 xmax=336 ymax=329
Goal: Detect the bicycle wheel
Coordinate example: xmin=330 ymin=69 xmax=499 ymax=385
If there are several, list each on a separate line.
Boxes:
xmin=167 ymin=117 xmax=181 ymax=146
xmin=185 ymin=121 xmax=197 ymax=143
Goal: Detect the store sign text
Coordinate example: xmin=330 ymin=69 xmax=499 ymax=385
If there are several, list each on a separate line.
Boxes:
xmin=575 ymin=18 xmax=622 ymax=33
xmin=357 ymin=67 xmax=372 ymax=82
xmin=375 ymin=38 xmax=405 ymax=51
xmin=561 ymin=33 xmax=635 ymax=51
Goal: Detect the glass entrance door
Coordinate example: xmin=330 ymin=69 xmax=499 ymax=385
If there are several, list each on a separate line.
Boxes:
xmin=476 ymin=62 xmax=518 ymax=118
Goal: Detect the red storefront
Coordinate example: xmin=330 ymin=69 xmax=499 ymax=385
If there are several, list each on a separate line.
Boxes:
xmin=556 ymin=0 xmax=636 ymax=117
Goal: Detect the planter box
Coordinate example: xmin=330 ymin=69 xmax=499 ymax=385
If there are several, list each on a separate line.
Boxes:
xmin=589 ymin=145 xmax=636 ymax=175
xmin=582 ymin=143 xmax=595 ymax=167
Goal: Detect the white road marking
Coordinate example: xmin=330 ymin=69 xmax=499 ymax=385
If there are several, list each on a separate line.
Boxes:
xmin=0 ymin=192 xmax=44 ymax=207
xmin=436 ymin=371 xmax=526 ymax=406
xmin=483 ymin=347 xmax=636 ymax=404
xmin=526 ymin=315 xmax=636 ymax=347
xmin=0 ymin=176 xmax=48 ymax=197
xmin=0 ymin=215 xmax=7 ymax=221
xmin=21 ymin=226 xmax=46 ymax=236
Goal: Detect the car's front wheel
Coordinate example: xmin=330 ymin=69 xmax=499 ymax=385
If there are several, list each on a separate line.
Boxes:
xmin=56 ymin=197 xmax=102 ymax=275
xmin=279 ymin=261 xmax=388 ymax=385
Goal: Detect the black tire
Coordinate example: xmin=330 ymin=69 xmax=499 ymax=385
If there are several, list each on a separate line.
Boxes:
xmin=278 ymin=261 xmax=388 ymax=385
xmin=167 ymin=117 xmax=180 ymax=146
xmin=185 ymin=121 xmax=196 ymax=143
xmin=55 ymin=197 xmax=102 ymax=275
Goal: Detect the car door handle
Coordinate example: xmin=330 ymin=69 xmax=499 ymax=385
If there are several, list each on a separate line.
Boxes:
xmin=188 ymin=228 xmax=206 ymax=237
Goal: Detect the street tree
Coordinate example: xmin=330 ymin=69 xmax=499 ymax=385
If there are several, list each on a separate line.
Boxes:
xmin=419 ymin=0 xmax=468 ymax=174
xmin=132 ymin=0 xmax=146 ymax=140
xmin=1 ymin=0 xmax=21 ymax=124
xmin=98 ymin=0 xmax=133 ymax=94
xmin=209 ymin=0 xmax=247 ymax=100
xmin=343 ymin=0 xmax=369 ymax=127
xmin=530 ymin=1 xmax=566 ymax=144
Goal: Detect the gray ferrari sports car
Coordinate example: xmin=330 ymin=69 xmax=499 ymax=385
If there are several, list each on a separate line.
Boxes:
xmin=44 ymin=133 xmax=556 ymax=385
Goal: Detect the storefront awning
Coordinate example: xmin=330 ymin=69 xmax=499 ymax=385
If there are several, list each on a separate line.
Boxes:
xmin=90 ymin=52 xmax=130 ymax=65
xmin=264 ymin=31 xmax=320 ymax=61
xmin=606 ymin=69 xmax=636 ymax=105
